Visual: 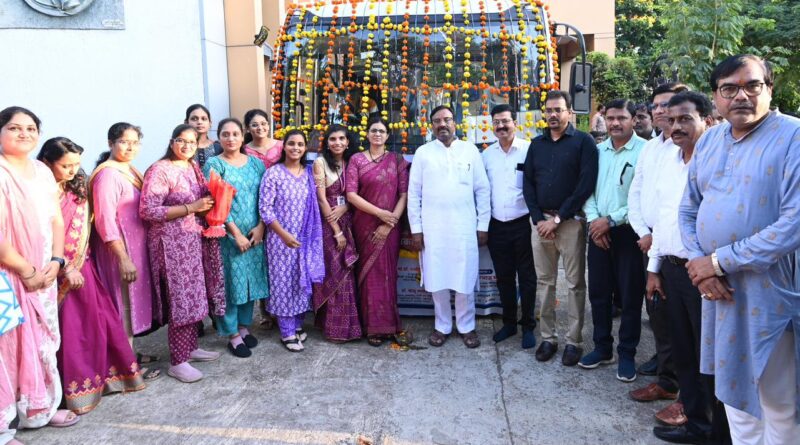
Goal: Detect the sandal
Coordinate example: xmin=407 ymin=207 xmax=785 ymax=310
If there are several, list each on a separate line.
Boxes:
xmin=48 ymin=409 xmax=80 ymax=428
xmin=136 ymin=353 xmax=159 ymax=365
xmin=428 ymin=330 xmax=448 ymax=347
xmin=142 ymin=367 xmax=163 ymax=382
xmin=394 ymin=330 xmax=414 ymax=346
xmin=367 ymin=335 xmax=384 ymax=347
xmin=282 ymin=335 xmax=304 ymax=352
xmin=295 ymin=329 xmax=308 ymax=342
xmin=460 ymin=330 xmax=481 ymax=349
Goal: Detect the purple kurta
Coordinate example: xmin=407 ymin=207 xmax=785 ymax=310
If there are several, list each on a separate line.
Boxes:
xmin=91 ymin=167 xmax=154 ymax=335
xmin=139 ymin=160 xmax=225 ymax=328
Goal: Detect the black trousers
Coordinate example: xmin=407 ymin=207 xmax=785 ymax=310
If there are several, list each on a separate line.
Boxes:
xmin=645 ymin=251 xmax=679 ymax=392
xmin=587 ymin=224 xmax=645 ymax=359
xmin=487 ymin=216 xmax=537 ymax=330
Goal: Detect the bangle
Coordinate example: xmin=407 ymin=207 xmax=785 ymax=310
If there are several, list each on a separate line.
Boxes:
xmin=711 ymin=252 xmax=725 ymax=276
xmin=334 ymin=232 xmax=344 ymax=238
xmin=22 ymin=266 xmax=36 ymax=280
xmin=184 ymin=204 xmax=190 ymax=215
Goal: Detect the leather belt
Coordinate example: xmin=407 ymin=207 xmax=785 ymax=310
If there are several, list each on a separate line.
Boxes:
xmin=666 ymin=255 xmax=688 ymax=266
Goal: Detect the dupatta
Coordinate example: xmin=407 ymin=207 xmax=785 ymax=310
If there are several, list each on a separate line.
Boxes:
xmin=57 ymin=192 xmax=89 ymax=303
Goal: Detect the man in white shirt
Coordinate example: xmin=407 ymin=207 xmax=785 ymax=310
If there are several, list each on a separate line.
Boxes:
xmin=627 ymin=83 xmax=688 ymax=413
xmin=481 ymin=104 xmax=536 ymax=349
xmin=408 ymin=105 xmax=491 ymax=349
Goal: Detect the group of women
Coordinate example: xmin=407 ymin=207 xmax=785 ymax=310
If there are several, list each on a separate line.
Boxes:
xmin=0 ymin=104 xmax=411 ymax=444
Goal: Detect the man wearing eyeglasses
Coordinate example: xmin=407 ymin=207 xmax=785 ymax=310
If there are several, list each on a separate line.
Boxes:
xmin=480 ymin=104 xmax=536 ymax=350
xmin=522 ymin=90 xmax=598 ymax=366
xmin=580 ymin=99 xmax=647 ymax=382
xmin=679 ymin=54 xmax=800 ymax=444
xmin=407 ymin=105 xmax=491 ymax=349
xmin=627 ymin=83 xmax=689 ymax=425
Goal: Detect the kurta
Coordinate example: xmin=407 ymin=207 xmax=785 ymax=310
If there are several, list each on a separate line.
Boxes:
xmin=90 ymin=167 xmax=154 ymax=335
xmin=259 ymin=164 xmax=324 ymax=317
xmin=0 ymin=159 xmax=61 ymax=434
xmin=203 ymin=156 xmax=269 ymax=305
xmin=245 ymin=142 xmax=282 ymax=169
xmin=679 ymin=111 xmax=800 ymax=421
xmin=407 ymin=139 xmax=491 ymax=294
xmin=139 ymin=160 xmax=225 ymax=327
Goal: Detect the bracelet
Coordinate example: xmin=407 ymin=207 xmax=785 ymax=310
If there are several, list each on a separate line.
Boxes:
xmin=333 ymin=232 xmax=344 ymax=238
xmin=711 ymin=252 xmax=725 ymax=276
xmin=184 ymin=204 xmax=190 ymax=215
xmin=22 ymin=266 xmax=36 ymax=280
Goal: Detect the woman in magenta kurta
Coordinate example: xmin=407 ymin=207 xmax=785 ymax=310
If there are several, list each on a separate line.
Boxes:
xmin=243 ymin=108 xmax=282 ymax=169
xmin=90 ymin=122 xmax=159 ymax=368
xmin=38 ymin=137 xmax=145 ymax=413
xmin=140 ymin=124 xmax=225 ymax=383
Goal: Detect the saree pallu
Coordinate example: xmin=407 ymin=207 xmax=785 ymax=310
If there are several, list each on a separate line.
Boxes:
xmin=57 ymin=192 xmax=144 ymax=414
xmin=311 ymin=175 xmax=361 ymax=342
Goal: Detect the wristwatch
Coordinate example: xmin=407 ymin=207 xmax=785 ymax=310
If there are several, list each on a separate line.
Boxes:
xmin=50 ymin=256 xmax=66 ymax=270
xmin=553 ymin=215 xmax=562 ymax=225
xmin=606 ymin=215 xmax=617 ymax=227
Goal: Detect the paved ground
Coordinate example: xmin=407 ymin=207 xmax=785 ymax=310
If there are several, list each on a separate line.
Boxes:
xmin=21 ymin=278 xmax=669 ymax=445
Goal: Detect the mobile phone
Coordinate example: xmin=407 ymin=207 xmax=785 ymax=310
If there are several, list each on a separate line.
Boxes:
xmin=651 ymin=291 xmax=661 ymax=310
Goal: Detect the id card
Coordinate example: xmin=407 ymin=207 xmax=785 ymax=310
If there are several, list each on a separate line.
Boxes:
xmin=336 ymin=195 xmax=346 ymax=207
xmin=516 ymin=163 xmax=525 ymax=189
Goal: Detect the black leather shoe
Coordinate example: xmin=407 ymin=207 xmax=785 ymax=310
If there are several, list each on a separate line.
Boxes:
xmin=535 ymin=341 xmax=558 ymax=362
xmin=653 ymin=425 xmax=707 ymax=444
xmin=638 ymin=354 xmax=658 ymax=376
xmin=562 ymin=344 xmax=582 ymax=366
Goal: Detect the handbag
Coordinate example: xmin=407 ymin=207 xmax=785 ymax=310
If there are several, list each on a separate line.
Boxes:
xmin=0 ymin=271 xmax=25 ymax=335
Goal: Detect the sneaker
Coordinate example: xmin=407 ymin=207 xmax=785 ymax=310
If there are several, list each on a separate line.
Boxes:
xmin=616 ymin=358 xmax=637 ymax=382
xmin=577 ymin=349 xmax=615 ymax=369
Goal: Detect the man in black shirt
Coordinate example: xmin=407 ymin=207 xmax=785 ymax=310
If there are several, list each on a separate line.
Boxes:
xmin=523 ymin=90 xmax=599 ymax=366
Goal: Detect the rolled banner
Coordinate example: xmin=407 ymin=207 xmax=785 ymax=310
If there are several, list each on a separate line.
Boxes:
xmin=203 ymin=170 xmax=237 ymax=238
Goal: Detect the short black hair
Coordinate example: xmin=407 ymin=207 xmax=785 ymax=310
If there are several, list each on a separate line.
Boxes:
xmin=604 ymin=99 xmax=636 ymax=117
xmin=634 ymin=103 xmax=651 ymax=117
xmin=709 ymin=54 xmax=774 ymax=91
xmin=490 ymin=104 xmax=516 ymax=120
xmin=545 ymin=90 xmax=572 ymax=110
xmin=650 ymin=82 xmax=689 ymax=102
xmin=668 ymin=91 xmax=713 ymax=118
xmin=430 ymin=104 xmax=454 ymax=121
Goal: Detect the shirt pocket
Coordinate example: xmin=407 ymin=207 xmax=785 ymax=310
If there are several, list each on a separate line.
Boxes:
xmin=457 ymin=161 xmax=472 ymax=185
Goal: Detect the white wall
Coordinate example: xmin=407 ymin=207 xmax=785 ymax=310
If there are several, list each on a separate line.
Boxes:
xmin=0 ymin=0 xmax=208 ymax=171
xmin=200 ymin=0 xmax=230 ymax=139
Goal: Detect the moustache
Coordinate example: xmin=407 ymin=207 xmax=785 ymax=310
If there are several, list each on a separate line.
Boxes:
xmin=730 ymin=104 xmax=754 ymax=111
xmin=671 ymin=131 xmax=687 ymax=138
xmin=496 ymin=127 xmax=509 ymax=132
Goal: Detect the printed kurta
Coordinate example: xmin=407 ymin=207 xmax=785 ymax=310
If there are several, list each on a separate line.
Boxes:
xmin=679 ymin=111 xmax=800 ymax=421
xmin=90 ymin=167 xmax=154 ymax=335
xmin=407 ymin=139 xmax=491 ymax=294
xmin=259 ymin=164 xmax=323 ymax=317
xmin=57 ymin=191 xmax=144 ymax=414
xmin=0 ymin=159 xmax=61 ymax=435
xmin=203 ymin=156 xmax=269 ymax=305
xmin=139 ymin=160 xmax=225 ymax=327
xmin=245 ymin=142 xmax=282 ymax=169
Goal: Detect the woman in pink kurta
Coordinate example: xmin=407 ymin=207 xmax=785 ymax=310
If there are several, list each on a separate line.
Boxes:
xmin=37 ymin=137 xmax=145 ymax=414
xmin=89 ymin=122 xmax=158 ymax=367
xmin=140 ymin=124 xmax=225 ymax=383
xmin=243 ymin=109 xmax=282 ymax=169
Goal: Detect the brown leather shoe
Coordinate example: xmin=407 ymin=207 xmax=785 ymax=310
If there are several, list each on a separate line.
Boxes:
xmin=655 ymin=401 xmax=687 ymax=426
xmin=629 ymin=382 xmax=679 ymax=402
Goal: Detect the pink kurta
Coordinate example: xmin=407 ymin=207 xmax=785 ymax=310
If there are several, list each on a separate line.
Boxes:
xmin=90 ymin=167 xmax=154 ymax=335
xmin=245 ymin=141 xmax=282 ymax=169
xmin=139 ymin=160 xmax=225 ymax=327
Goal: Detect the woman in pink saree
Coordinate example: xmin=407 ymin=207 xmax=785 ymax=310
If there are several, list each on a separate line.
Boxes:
xmin=345 ymin=117 xmax=410 ymax=346
xmin=37 ymin=137 xmax=145 ymax=414
xmin=0 ymin=106 xmax=78 ymax=444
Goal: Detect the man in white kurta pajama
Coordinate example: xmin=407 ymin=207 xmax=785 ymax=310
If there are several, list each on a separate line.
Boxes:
xmin=408 ymin=105 xmax=491 ymax=348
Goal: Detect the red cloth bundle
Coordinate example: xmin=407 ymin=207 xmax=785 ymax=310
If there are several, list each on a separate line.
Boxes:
xmin=203 ymin=170 xmax=237 ymax=238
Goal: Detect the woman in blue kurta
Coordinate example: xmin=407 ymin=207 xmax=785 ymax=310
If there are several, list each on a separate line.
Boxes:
xmin=203 ymin=118 xmax=269 ymax=358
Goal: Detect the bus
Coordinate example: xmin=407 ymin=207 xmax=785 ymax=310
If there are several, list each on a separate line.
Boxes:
xmin=272 ymin=0 xmax=575 ymax=152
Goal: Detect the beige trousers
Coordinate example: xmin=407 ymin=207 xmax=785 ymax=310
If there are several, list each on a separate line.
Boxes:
xmin=531 ymin=217 xmax=587 ymax=346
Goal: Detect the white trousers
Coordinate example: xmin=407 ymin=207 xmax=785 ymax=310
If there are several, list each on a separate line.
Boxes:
xmin=431 ymin=290 xmax=476 ymax=335
xmin=724 ymin=328 xmax=799 ymax=445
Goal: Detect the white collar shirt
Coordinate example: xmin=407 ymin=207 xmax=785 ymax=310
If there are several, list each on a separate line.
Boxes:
xmin=628 ymin=133 xmax=680 ymax=237
xmin=481 ymin=136 xmax=531 ymax=221
xmin=647 ymin=148 xmax=692 ymax=273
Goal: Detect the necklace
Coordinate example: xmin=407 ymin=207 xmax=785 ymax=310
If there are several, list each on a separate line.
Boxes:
xmin=367 ymin=147 xmax=387 ymax=163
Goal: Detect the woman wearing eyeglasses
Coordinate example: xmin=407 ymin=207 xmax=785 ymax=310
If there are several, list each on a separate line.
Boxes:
xmin=139 ymin=124 xmax=226 ymax=382
xmin=345 ymin=116 xmax=411 ymax=346
xmin=90 ymin=122 xmax=161 ymax=380
xmin=243 ymin=109 xmax=282 ymax=169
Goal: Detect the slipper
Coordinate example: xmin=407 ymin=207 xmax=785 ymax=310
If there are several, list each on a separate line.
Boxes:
xmin=48 ymin=409 xmax=80 ymax=428
xmin=428 ymin=330 xmax=449 ymax=347
xmin=168 ymin=363 xmax=203 ymax=383
xmin=136 ymin=353 xmax=159 ymax=364
xmin=142 ymin=367 xmax=163 ymax=382
xmin=242 ymin=334 xmax=258 ymax=349
xmin=295 ymin=329 xmax=308 ymax=342
xmin=189 ymin=348 xmax=221 ymax=362
xmin=460 ymin=330 xmax=481 ymax=349
xmin=282 ymin=335 xmax=304 ymax=352
xmin=227 ymin=342 xmax=252 ymax=358
xmin=367 ymin=335 xmax=384 ymax=347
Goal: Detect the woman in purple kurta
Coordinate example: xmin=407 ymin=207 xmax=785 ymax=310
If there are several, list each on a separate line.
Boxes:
xmin=90 ymin=123 xmax=158 ymax=363
xmin=259 ymin=130 xmax=324 ymax=352
xmin=37 ymin=137 xmax=145 ymax=413
xmin=140 ymin=125 xmax=225 ymax=383
xmin=345 ymin=117 xmax=410 ymax=345
xmin=311 ymin=125 xmax=361 ymax=342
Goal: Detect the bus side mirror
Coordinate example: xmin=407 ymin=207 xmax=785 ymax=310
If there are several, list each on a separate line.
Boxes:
xmin=570 ymin=62 xmax=593 ymax=115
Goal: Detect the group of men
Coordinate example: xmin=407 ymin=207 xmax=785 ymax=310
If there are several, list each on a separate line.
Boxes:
xmin=406 ymin=54 xmax=799 ymax=444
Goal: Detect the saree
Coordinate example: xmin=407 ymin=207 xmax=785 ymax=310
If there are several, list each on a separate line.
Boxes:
xmin=311 ymin=158 xmax=361 ymax=341
xmin=345 ymin=152 xmax=409 ymax=335
xmin=57 ymin=191 xmax=144 ymax=414
xmin=0 ymin=158 xmax=61 ymax=434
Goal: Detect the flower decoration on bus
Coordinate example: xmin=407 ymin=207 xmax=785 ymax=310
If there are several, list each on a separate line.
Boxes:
xmin=273 ymin=0 xmax=559 ymax=153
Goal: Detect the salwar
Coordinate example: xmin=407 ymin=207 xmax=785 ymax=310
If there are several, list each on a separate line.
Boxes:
xmin=432 ymin=290 xmax=476 ymax=334
xmin=724 ymin=328 xmax=799 ymax=445
xmin=168 ymin=322 xmax=199 ymax=366
xmin=216 ymin=300 xmax=255 ymax=337
xmin=277 ymin=314 xmax=305 ymax=338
